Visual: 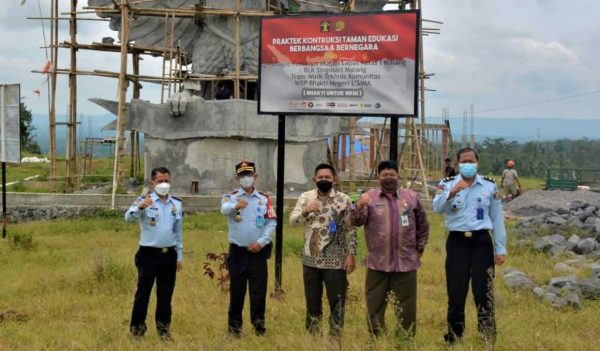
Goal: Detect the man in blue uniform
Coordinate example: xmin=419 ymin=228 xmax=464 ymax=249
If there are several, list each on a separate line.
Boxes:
xmin=221 ymin=161 xmax=277 ymax=337
xmin=433 ymin=148 xmax=506 ymax=345
xmin=125 ymin=166 xmax=183 ymax=340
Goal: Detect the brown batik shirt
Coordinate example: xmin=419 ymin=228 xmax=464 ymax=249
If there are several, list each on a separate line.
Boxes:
xmin=290 ymin=188 xmax=358 ymax=270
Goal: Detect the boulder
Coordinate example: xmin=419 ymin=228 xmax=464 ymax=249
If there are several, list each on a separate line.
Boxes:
xmin=549 ymin=276 xmax=577 ymax=289
xmin=575 ymin=238 xmax=598 ymax=255
xmin=576 ymin=278 xmax=600 ymax=299
xmin=533 ymin=237 xmax=555 ymax=252
xmin=546 ymin=216 xmax=567 ymax=225
xmin=553 ymin=262 xmax=574 ymax=273
xmin=502 ymin=270 xmax=535 ymax=290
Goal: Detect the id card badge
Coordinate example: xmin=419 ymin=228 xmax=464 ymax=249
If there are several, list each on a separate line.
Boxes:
xmin=477 ymin=207 xmax=484 ymax=220
xmin=400 ymin=213 xmax=408 ymax=227
xmin=328 ymin=219 xmax=337 ymax=236
xmin=256 ymin=215 xmax=265 ymax=228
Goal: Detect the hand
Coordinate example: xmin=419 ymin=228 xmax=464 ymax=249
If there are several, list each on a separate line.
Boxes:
xmin=248 ymin=242 xmax=262 ymax=253
xmin=345 ymin=255 xmax=356 ymax=274
xmin=495 ymin=255 xmax=506 ymax=266
xmin=138 ymin=196 xmax=153 ymax=210
xmin=305 ymin=200 xmax=321 ymax=213
xmin=235 ymin=199 xmax=248 ymax=210
xmin=176 ymin=261 xmax=183 ymax=272
xmin=356 ymin=193 xmax=370 ymax=209
xmin=450 ymin=180 xmax=469 ymax=197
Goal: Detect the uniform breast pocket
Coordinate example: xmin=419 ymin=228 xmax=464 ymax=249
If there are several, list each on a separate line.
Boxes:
xmin=448 ymin=197 xmax=464 ymax=214
xmin=144 ymin=207 xmax=159 ymax=223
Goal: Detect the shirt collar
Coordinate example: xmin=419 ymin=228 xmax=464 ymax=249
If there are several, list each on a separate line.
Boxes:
xmin=458 ymin=174 xmax=484 ymax=185
xmin=150 ymin=191 xmax=171 ymax=204
xmin=238 ymin=187 xmax=259 ymax=198
xmin=377 ymin=188 xmax=399 ymax=198
xmin=314 ymin=188 xmax=336 ymax=198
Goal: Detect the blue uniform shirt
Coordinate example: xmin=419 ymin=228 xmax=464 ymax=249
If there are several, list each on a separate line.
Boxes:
xmin=433 ymin=174 xmax=507 ymax=255
xmin=125 ymin=192 xmax=184 ymax=261
xmin=220 ymin=187 xmax=276 ymax=248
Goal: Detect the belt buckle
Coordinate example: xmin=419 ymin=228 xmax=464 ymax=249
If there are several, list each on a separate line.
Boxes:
xmin=161 ymin=248 xmax=168 ymax=253
xmin=464 ymin=231 xmax=473 ymax=238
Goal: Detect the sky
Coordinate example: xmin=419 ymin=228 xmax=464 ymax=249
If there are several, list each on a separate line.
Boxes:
xmin=1 ymin=0 xmax=599 ymax=120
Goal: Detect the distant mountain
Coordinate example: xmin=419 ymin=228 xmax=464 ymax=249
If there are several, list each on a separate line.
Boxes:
xmin=29 ymin=115 xmax=599 ymax=157
xmin=31 ymin=114 xmax=134 ymax=157
xmin=446 ymin=117 xmax=600 ymax=143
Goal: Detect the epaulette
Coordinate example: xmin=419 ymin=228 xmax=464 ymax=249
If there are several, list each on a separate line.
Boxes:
xmin=171 ymin=196 xmax=182 ymax=202
xmin=483 ymin=176 xmax=496 ymax=183
xmin=442 ymin=176 xmax=455 ymax=182
xmin=259 ymin=191 xmax=271 ymax=198
xmin=228 ymin=190 xmax=239 ymax=195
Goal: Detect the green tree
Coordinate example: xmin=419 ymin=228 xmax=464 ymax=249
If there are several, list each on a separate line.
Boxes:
xmin=20 ymin=100 xmax=41 ymax=154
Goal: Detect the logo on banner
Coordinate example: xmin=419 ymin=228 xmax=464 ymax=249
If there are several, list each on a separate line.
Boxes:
xmin=320 ymin=20 xmax=331 ymax=32
xmin=308 ymin=102 xmax=314 ymax=108
xmin=334 ymin=20 xmax=345 ymax=32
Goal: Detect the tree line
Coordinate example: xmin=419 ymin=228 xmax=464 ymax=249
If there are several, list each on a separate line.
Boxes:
xmin=474 ymin=137 xmax=600 ymax=178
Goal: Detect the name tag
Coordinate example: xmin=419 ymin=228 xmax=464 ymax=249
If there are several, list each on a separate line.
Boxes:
xmin=401 ymin=214 xmax=409 ymax=227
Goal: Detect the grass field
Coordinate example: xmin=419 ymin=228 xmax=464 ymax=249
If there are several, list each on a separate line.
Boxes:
xmin=0 ymin=211 xmax=599 ymax=351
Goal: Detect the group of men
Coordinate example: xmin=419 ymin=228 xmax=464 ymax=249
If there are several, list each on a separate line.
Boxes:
xmin=123 ymin=147 xmax=507 ymax=346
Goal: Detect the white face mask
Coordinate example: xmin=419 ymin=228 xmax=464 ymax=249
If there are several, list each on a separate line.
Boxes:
xmin=239 ymin=176 xmax=255 ymax=189
xmin=154 ymin=182 xmax=171 ymax=196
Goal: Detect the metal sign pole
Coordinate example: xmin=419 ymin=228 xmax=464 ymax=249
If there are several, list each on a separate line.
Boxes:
xmin=2 ymin=162 xmax=6 ymax=239
xmin=275 ymin=114 xmax=285 ymax=289
xmin=390 ymin=116 xmax=399 ymax=162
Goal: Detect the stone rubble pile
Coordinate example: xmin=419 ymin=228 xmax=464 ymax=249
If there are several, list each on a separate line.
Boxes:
xmin=503 ymin=200 xmax=600 ymax=308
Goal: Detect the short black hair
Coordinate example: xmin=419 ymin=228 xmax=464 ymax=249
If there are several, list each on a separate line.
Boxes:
xmin=445 ymin=157 xmax=452 ymax=162
xmin=151 ymin=167 xmax=170 ymax=180
xmin=314 ymin=163 xmax=336 ymax=176
xmin=457 ymin=147 xmax=479 ymax=161
xmin=378 ymin=160 xmax=399 ymax=174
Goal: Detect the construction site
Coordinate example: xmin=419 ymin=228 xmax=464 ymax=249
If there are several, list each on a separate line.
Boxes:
xmin=26 ymin=0 xmax=460 ymax=202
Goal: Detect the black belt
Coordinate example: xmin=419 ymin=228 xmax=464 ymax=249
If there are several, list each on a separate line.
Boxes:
xmin=139 ymin=245 xmax=175 ymax=254
xmin=449 ymin=230 xmax=490 ymax=238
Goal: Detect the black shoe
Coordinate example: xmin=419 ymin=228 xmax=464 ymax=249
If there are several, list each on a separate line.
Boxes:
xmin=255 ymin=326 xmax=266 ymax=337
xmin=228 ymin=327 xmax=242 ymax=338
xmin=130 ymin=324 xmax=147 ymax=339
xmin=158 ymin=331 xmax=173 ymax=342
xmin=444 ymin=333 xmax=462 ymax=345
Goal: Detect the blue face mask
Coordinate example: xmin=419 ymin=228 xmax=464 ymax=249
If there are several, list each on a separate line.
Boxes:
xmin=458 ymin=163 xmax=478 ymax=178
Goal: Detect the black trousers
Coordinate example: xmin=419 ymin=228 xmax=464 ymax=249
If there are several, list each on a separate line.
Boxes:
xmin=445 ymin=230 xmax=496 ymax=339
xmin=130 ymin=246 xmax=177 ymax=336
xmin=303 ymin=265 xmax=348 ymax=335
xmin=227 ymin=243 xmax=270 ymax=334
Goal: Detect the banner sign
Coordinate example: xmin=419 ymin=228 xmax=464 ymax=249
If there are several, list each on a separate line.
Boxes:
xmin=0 ymin=84 xmax=21 ymax=163
xmin=258 ymin=11 xmax=419 ymax=116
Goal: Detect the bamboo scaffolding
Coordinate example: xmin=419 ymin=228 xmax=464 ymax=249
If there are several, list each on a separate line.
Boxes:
xmin=111 ymin=0 xmax=131 ymax=209
xmin=67 ymin=0 xmax=78 ymax=187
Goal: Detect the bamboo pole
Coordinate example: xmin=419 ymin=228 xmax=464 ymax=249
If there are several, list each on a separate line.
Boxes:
xmin=167 ymin=13 xmax=175 ymax=99
xmin=234 ymin=0 xmax=241 ymax=98
xmin=67 ymin=0 xmax=78 ymax=187
xmin=130 ymin=52 xmax=141 ymax=178
xmin=49 ymin=0 xmax=58 ymax=184
xmin=111 ymin=1 xmax=130 ymax=209
xmin=160 ymin=13 xmax=168 ymax=104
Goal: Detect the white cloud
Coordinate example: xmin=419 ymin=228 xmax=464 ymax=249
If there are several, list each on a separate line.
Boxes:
xmin=512 ymin=38 xmax=578 ymax=63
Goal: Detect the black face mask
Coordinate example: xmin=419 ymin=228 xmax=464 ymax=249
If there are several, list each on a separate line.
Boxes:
xmin=381 ymin=177 xmax=398 ymax=192
xmin=316 ymin=180 xmax=333 ymax=193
